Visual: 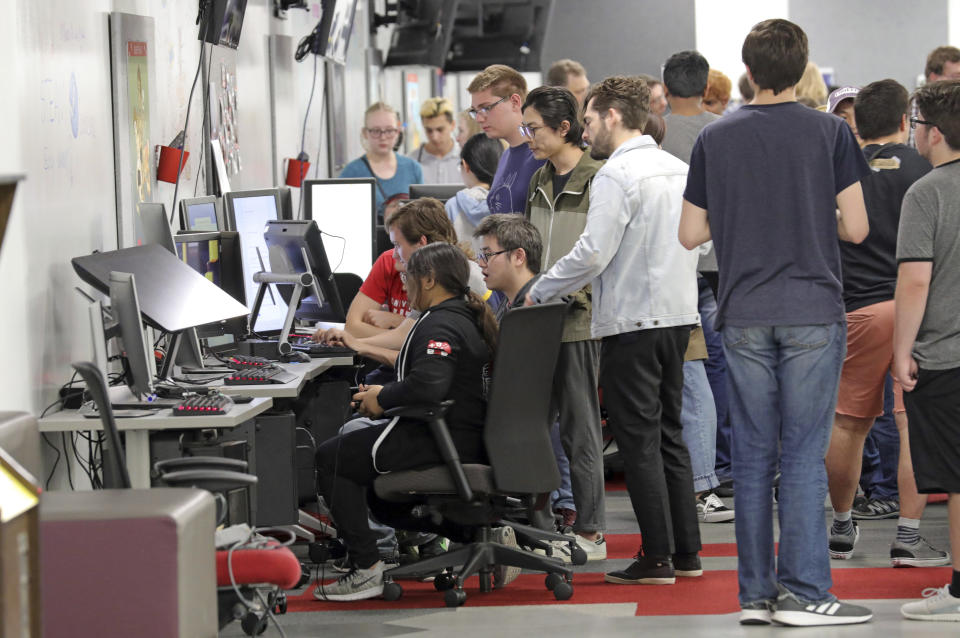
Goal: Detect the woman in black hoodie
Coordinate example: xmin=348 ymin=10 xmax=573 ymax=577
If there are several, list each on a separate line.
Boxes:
xmin=314 ymin=242 xmax=498 ymax=601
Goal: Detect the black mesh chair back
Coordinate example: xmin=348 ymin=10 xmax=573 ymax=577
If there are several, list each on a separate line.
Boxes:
xmin=72 ymin=361 xmax=131 ymax=489
xmin=484 ymin=302 xmax=566 ymax=495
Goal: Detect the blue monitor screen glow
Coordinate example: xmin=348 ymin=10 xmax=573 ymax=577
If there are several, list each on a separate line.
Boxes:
xmin=229 ymin=194 xmax=288 ymax=332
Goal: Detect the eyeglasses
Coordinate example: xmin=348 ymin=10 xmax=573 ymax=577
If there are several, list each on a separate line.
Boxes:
xmin=365 ymin=127 xmax=400 ymax=138
xmin=468 ymin=96 xmax=508 ymax=120
xmin=519 ymin=123 xmax=547 ymax=139
xmin=476 ymin=248 xmax=511 ymax=264
xmin=910 ymin=117 xmax=937 ymax=130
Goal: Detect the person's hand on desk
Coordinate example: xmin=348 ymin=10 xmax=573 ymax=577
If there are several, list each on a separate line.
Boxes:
xmin=362 ymin=308 xmax=404 ymax=329
xmin=352 ymin=384 xmax=384 ymax=418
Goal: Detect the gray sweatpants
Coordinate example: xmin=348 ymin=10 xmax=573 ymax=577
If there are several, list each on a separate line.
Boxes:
xmin=551 ymin=338 xmax=605 ymax=533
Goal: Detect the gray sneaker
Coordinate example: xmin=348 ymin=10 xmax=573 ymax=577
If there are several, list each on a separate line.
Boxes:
xmin=901 ymin=584 xmax=960 ymax=621
xmin=313 ymin=562 xmax=384 ymax=601
xmin=740 ymin=600 xmax=773 ymax=625
xmin=493 ymin=525 xmax=521 ymax=588
xmin=771 ymin=587 xmax=872 ymax=626
xmin=828 ymin=521 xmax=859 ymax=560
xmin=890 ymin=537 xmax=952 ymax=567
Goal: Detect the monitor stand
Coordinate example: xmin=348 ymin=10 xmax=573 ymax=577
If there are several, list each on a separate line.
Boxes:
xmin=246 ymin=247 xmax=322 ymax=358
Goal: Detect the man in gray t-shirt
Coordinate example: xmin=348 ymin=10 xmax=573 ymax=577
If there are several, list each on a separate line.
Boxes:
xmin=892 ymin=79 xmax=960 ymax=621
xmin=660 ymin=50 xmax=720 ymax=273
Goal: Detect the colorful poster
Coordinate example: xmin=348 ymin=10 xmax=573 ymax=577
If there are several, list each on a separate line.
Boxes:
xmin=126 ymin=41 xmax=152 ymax=243
xmin=405 ymin=73 xmax=422 ymax=153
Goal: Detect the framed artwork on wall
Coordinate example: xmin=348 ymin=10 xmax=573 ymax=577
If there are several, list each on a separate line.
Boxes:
xmin=108 ymin=12 xmax=158 ymax=248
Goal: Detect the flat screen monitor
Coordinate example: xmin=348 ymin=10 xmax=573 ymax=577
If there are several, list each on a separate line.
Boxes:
xmin=175 ymin=231 xmax=247 ymax=350
xmin=109 ymin=271 xmax=155 ymax=398
xmin=302 ymin=178 xmax=376 ymax=280
xmin=264 ymin=220 xmax=345 ymax=322
xmin=137 ymin=202 xmax=176 ymax=253
xmin=223 ymin=189 xmax=288 ymax=332
xmin=200 ymin=0 xmax=248 ymax=49
xmin=409 ymin=183 xmax=463 ymax=202
xmin=180 ymin=196 xmax=223 ymax=231
xmin=317 ymin=0 xmax=359 ymax=65
xmin=385 ymin=0 xmax=459 ymax=68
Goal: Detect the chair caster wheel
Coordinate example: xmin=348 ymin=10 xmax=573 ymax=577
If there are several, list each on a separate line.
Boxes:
xmin=444 ymin=588 xmax=467 ymax=607
xmin=434 ymin=571 xmax=456 ymax=591
xmin=275 ymin=592 xmax=288 ymax=615
xmin=545 ymin=573 xmax=562 ymax=591
xmin=553 ymin=581 xmax=573 ymax=601
xmin=570 ymin=545 xmax=587 ymax=566
xmin=297 ymin=562 xmax=311 ymax=588
xmin=382 ymin=581 xmax=404 ymax=601
xmin=241 ymin=611 xmax=268 ymax=636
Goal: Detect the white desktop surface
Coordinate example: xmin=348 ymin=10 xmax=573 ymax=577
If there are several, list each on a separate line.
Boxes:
xmin=203 ymin=356 xmax=354 ymax=398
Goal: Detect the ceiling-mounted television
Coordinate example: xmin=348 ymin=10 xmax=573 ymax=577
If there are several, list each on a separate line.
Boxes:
xmin=445 ymin=0 xmax=553 ymax=72
xmin=317 ymin=0 xmax=360 ymax=65
xmin=200 ymin=0 xmax=248 ymax=49
xmin=385 ymin=0 xmax=460 ymax=68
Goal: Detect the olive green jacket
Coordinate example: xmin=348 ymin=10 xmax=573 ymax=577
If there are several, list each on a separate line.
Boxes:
xmin=524 ymin=152 xmax=605 ymax=342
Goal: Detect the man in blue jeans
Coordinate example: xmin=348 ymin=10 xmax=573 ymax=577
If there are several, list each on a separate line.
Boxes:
xmin=679 ymin=19 xmax=873 ymax=626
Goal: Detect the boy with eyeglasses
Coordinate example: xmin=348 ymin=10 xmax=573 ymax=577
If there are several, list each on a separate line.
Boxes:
xmin=467 ymin=64 xmax=545 ymax=214
xmin=521 ymin=85 xmax=607 ymax=559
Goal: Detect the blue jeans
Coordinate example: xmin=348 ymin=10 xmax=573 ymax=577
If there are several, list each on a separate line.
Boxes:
xmin=723 ymin=322 xmax=846 ymax=605
xmin=550 ymin=421 xmax=576 ymax=511
xmin=681 ymin=360 xmax=719 ymax=493
xmin=699 ymin=278 xmax=732 ymax=482
xmin=859 ymin=374 xmax=900 ymax=500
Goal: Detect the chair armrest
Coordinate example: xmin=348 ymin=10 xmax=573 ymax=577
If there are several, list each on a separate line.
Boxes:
xmin=383 ymin=400 xmax=453 ymax=421
xmin=384 ymin=400 xmax=473 ymax=502
xmin=154 ymin=456 xmax=249 ymax=475
xmin=158 ymin=469 xmax=258 ymax=493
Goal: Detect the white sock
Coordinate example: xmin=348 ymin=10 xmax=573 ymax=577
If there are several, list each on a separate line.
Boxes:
xmin=897 ymin=516 xmax=920 ymax=529
xmin=834 ymin=510 xmax=852 ymax=523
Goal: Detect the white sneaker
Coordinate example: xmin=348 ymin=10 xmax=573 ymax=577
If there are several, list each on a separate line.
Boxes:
xmin=576 ymin=533 xmax=607 ymax=561
xmin=313 ymin=561 xmax=384 ymax=602
xmin=901 ymin=585 xmax=960 ymax=621
xmin=697 ymin=492 xmax=735 ymax=523
xmin=493 ymin=525 xmax=521 ymax=588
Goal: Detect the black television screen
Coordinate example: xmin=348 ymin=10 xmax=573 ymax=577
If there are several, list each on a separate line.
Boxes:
xmin=445 ymin=0 xmax=553 ymax=72
xmin=200 ymin=0 xmax=248 ymax=49
xmin=385 ymin=0 xmax=460 ymax=68
xmin=318 ymin=0 xmax=359 ymax=65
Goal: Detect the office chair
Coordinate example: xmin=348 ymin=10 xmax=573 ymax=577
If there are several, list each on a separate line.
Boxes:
xmin=370 ymin=303 xmax=580 ymax=606
xmin=332 ymin=271 xmax=363 ymax=311
xmin=72 ymin=362 xmax=303 ymax=636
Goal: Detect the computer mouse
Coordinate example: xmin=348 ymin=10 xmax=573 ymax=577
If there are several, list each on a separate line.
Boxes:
xmin=286 ymin=351 xmax=311 ymax=363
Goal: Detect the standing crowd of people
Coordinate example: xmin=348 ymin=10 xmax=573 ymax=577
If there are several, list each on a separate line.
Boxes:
xmin=310 ymin=18 xmax=960 ymax=627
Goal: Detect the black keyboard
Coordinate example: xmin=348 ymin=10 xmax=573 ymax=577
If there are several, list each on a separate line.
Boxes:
xmin=292 ymin=341 xmax=356 ymax=358
xmin=222 ymin=354 xmax=274 ymax=370
xmin=173 ymin=394 xmax=233 ymax=416
xmin=224 ymin=365 xmax=298 ymax=386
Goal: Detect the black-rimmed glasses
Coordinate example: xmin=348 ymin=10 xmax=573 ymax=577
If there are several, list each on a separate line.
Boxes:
xmin=468 ymin=96 xmax=508 ymax=120
xmin=910 ymin=117 xmax=937 ymax=130
xmin=476 ymin=248 xmax=511 ymax=264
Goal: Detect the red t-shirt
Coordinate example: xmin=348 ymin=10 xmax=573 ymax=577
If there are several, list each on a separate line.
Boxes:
xmin=359 ymin=249 xmax=411 ymax=317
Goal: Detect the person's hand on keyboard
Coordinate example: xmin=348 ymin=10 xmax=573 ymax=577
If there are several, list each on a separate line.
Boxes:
xmin=313 ymin=326 xmax=346 ymax=344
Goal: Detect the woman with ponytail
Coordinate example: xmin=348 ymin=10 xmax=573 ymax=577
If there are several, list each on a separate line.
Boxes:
xmin=313 ymin=242 xmax=496 ymax=602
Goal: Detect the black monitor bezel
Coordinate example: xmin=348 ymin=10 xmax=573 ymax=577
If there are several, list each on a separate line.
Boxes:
xmin=223 ymin=189 xmax=284 ymax=231
xmin=409 ymin=183 xmax=463 ymax=202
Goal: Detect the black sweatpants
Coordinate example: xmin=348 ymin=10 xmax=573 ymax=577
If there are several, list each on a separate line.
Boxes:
xmin=599 ymin=326 xmax=702 ymax=558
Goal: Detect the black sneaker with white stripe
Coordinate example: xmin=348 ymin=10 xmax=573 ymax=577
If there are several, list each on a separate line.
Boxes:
xmin=771 ymin=587 xmax=872 ymax=626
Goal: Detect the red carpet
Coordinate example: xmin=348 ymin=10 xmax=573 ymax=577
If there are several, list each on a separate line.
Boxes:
xmin=289 ymin=566 xmax=952 ymax=615
xmin=604 ymin=534 xmax=760 ymax=559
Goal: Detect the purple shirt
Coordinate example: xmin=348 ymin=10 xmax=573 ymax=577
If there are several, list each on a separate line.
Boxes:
xmin=487 ymin=144 xmax=545 ymax=214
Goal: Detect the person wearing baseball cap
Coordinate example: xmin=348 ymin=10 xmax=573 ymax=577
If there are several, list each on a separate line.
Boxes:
xmin=829 ymin=86 xmax=861 ymax=139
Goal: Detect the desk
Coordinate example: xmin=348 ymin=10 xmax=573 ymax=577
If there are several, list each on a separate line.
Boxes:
xmin=209 ymin=356 xmax=354 ymax=399
xmin=39 ymin=398 xmax=273 ymax=488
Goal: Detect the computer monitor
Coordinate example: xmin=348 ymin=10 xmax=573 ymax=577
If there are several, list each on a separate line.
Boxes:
xmin=179 ymin=196 xmax=223 ymax=231
xmin=200 ymin=0 xmax=248 ymax=49
xmin=264 ymin=220 xmax=345 ymax=322
xmin=108 ymin=271 xmax=155 ymax=398
xmin=409 ymin=183 xmax=463 ymax=202
xmin=316 ymin=0 xmax=359 ymax=65
xmin=137 ymin=202 xmax=176 ymax=253
xmin=223 ymin=189 xmax=288 ymax=332
xmin=175 ymin=231 xmax=247 ymax=351
xmin=302 ymin=178 xmax=376 ymax=280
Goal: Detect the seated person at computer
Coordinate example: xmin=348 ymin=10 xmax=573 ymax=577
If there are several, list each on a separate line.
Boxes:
xmin=317 ymin=198 xmax=491 ymax=366
xmin=407 ymin=97 xmax=461 ymax=184
xmin=313 ymin=242 xmax=498 ymax=602
xmin=472 ymin=214 xmax=541 ymax=319
xmin=445 ymin=133 xmax=504 ymax=243
xmin=340 ymin=102 xmax=423 ymax=220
